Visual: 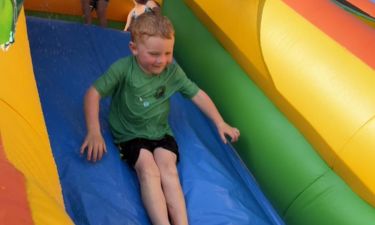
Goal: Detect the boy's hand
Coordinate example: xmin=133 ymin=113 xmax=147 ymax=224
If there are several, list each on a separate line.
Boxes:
xmin=80 ymin=132 xmax=107 ymax=162
xmin=217 ymin=122 xmax=240 ymax=144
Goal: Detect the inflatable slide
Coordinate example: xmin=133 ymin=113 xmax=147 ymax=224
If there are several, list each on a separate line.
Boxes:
xmin=1 ymin=0 xmax=375 ymax=224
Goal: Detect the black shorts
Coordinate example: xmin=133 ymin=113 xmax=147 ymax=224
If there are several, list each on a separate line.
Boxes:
xmin=90 ymin=0 xmax=109 ymax=10
xmin=117 ymin=135 xmax=179 ymax=167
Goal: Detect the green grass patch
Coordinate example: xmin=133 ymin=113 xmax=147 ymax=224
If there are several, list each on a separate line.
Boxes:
xmin=25 ymin=10 xmax=125 ymax=30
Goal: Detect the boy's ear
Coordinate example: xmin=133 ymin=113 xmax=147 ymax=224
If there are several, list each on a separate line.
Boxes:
xmin=129 ymin=41 xmax=138 ymax=55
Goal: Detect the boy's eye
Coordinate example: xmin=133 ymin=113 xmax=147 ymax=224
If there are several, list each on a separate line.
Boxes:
xmin=149 ymin=52 xmax=160 ymax=56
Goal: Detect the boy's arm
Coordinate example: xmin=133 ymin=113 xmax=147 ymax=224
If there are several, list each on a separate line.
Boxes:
xmin=191 ymin=89 xmax=240 ymax=144
xmin=80 ymin=86 xmax=107 ymax=162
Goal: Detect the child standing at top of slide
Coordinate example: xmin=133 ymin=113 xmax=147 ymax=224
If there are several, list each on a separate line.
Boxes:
xmin=123 ymin=0 xmax=160 ymax=31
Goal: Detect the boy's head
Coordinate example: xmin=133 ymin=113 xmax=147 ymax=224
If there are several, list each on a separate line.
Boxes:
xmin=130 ymin=12 xmax=174 ymax=44
xmin=129 ymin=13 xmax=175 ymax=75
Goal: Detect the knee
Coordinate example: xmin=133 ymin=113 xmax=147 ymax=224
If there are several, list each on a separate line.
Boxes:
xmin=135 ymin=163 xmax=161 ymax=182
xmin=158 ymin=163 xmax=179 ymax=180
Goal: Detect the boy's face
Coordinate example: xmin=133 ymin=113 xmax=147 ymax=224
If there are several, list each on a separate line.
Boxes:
xmin=130 ymin=36 xmax=174 ymax=75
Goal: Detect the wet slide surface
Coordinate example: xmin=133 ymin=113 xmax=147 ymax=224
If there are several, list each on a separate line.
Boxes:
xmin=27 ymin=17 xmax=283 ymax=225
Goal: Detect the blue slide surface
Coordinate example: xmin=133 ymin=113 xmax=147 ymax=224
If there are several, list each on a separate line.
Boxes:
xmin=27 ymin=17 xmax=284 ymax=225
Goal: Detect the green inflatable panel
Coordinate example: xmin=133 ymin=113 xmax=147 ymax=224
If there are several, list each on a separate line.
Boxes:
xmin=0 ymin=0 xmax=24 ymax=50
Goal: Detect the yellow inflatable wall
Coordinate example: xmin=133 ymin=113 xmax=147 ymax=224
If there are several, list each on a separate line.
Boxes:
xmin=0 ymin=8 xmax=73 ymax=224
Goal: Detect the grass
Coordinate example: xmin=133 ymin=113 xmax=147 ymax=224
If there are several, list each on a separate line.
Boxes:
xmin=25 ymin=10 xmax=125 ymax=30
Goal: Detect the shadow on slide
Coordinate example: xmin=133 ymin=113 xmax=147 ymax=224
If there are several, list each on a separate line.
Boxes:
xmin=27 ymin=17 xmax=284 ymax=225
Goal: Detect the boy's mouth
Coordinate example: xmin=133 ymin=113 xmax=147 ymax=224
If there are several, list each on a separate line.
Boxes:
xmin=152 ymin=64 xmax=165 ymax=70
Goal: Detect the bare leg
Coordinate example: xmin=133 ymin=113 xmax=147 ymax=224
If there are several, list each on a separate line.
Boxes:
xmin=80 ymin=0 xmax=92 ymax=24
xmin=134 ymin=149 xmax=171 ymax=225
xmin=154 ymin=148 xmax=189 ymax=225
xmin=96 ymin=0 xmax=108 ymax=27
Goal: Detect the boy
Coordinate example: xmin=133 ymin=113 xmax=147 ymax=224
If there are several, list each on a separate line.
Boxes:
xmin=80 ymin=12 xmax=240 ymax=225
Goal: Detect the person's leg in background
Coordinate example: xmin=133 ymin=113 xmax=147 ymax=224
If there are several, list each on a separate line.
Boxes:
xmin=96 ymin=0 xmax=108 ymax=27
xmin=81 ymin=0 xmax=92 ymax=25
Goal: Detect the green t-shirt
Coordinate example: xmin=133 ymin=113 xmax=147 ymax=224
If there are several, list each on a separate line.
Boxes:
xmin=94 ymin=56 xmax=199 ymax=143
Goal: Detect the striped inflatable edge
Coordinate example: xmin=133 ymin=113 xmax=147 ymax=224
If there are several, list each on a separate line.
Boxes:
xmin=332 ymin=0 xmax=375 ymax=27
xmin=0 ymin=8 xmax=73 ymax=225
xmin=181 ymin=0 xmax=375 ymax=208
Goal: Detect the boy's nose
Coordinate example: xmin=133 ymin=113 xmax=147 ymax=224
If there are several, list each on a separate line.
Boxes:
xmin=156 ymin=56 xmax=166 ymax=64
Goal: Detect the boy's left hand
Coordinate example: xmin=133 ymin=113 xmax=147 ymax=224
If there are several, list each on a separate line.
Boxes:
xmin=217 ymin=122 xmax=240 ymax=144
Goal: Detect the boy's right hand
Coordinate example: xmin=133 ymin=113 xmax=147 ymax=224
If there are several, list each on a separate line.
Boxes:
xmin=80 ymin=132 xmax=107 ymax=162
